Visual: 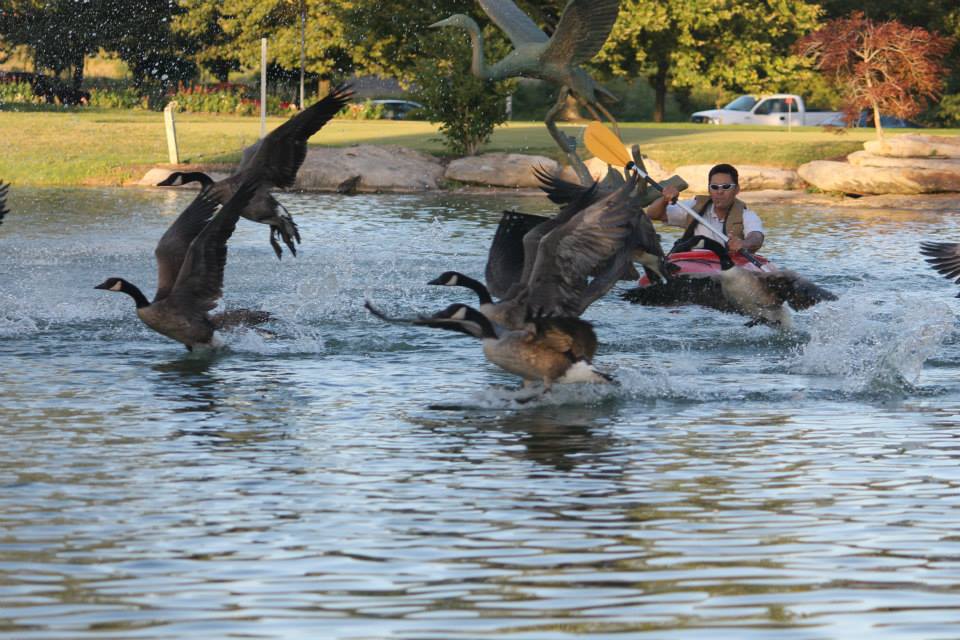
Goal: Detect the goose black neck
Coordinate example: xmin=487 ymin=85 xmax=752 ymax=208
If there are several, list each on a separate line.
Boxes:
xmin=174 ymin=171 xmax=214 ymax=187
xmin=458 ymin=274 xmax=493 ymax=305
xmin=122 ymin=281 xmax=151 ymax=309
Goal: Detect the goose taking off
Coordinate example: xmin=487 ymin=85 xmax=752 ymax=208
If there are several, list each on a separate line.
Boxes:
xmin=157 ymin=84 xmax=353 ymax=258
xmin=623 ymin=237 xmax=837 ymax=330
xmin=430 ymin=0 xmax=620 ymax=184
xmin=921 ymin=241 xmax=960 ymax=297
xmin=96 ymin=180 xmax=268 ymax=351
xmin=431 ymin=168 xmax=668 ymax=329
xmin=366 ymin=301 xmax=611 ymax=400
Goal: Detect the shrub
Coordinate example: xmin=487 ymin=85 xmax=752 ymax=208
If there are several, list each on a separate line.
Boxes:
xmin=337 ymin=100 xmax=385 ymax=120
xmin=410 ymin=35 xmax=512 ymax=156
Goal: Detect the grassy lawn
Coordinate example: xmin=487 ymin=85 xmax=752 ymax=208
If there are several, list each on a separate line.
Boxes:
xmin=1 ymin=107 xmax=957 ymax=186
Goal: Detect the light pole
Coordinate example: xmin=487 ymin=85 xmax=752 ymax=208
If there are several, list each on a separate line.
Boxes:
xmin=299 ymin=0 xmax=306 ymax=110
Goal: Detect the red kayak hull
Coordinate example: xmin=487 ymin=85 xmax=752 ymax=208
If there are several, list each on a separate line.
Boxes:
xmin=638 ymin=250 xmax=773 ymax=286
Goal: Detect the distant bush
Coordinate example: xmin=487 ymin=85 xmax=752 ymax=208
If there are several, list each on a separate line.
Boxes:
xmin=88 ymin=86 xmax=144 ymax=109
xmin=0 ymin=81 xmax=44 ymax=106
xmin=932 ymin=93 xmax=960 ymax=126
xmin=168 ymin=83 xmax=298 ymax=116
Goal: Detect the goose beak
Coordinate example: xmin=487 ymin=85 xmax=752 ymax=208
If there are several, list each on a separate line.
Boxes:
xmin=94 ymin=281 xmax=111 ymax=290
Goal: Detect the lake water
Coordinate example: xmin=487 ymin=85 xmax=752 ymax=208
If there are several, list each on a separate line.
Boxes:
xmin=2 ymin=186 xmax=960 ymax=639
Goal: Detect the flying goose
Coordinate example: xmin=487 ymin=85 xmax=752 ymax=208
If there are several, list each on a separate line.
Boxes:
xmin=157 ymin=84 xmax=353 ymax=258
xmin=431 ymin=169 xmax=667 ymax=329
xmin=921 ymin=241 xmax=960 ymax=296
xmin=366 ymin=301 xmax=611 ymax=399
xmin=95 ymin=180 xmax=267 ymax=350
xmin=623 ymin=237 xmax=837 ymax=329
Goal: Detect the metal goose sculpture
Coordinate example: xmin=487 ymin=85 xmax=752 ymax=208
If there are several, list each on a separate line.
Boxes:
xmin=430 ymin=0 xmax=620 ymax=185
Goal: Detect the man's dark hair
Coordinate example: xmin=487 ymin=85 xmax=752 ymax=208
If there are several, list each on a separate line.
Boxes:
xmin=708 ymin=163 xmax=739 ymax=184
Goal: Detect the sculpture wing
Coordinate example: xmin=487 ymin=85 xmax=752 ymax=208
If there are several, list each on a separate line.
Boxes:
xmin=485 ymin=210 xmax=548 ymax=300
xmin=477 ymin=0 xmax=549 ymax=48
xmin=237 ymin=84 xmax=353 ymax=188
xmin=153 ymin=188 xmax=221 ymax=302
xmin=543 ymin=0 xmax=620 ymax=65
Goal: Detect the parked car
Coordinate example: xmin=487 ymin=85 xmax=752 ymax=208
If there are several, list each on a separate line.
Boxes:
xmin=854 ymin=110 xmax=922 ymax=128
xmin=691 ymin=94 xmax=843 ymax=126
xmin=370 ymin=99 xmax=423 ymax=120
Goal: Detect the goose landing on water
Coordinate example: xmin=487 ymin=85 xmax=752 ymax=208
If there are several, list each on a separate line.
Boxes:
xmin=157 ymin=84 xmax=353 ymax=258
xmin=96 ymin=180 xmax=269 ymax=351
xmin=623 ymin=237 xmax=837 ymax=330
xmin=365 ymin=301 xmax=612 ymax=401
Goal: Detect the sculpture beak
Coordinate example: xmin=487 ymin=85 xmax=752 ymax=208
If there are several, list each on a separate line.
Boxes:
xmin=428 ymin=18 xmax=449 ymax=28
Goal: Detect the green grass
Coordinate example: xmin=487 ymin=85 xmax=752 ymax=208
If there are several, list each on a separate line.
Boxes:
xmin=1 ymin=107 xmax=957 ymax=186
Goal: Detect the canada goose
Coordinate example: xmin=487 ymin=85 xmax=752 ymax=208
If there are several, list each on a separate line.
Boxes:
xmin=920 ymin=241 xmax=960 ymax=296
xmin=95 ymin=180 xmax=268 ymax=351
xmin=432 ymin=170 xmax=666 ymax=329
xmin=0 ymin=181 xmax=9 ymax=225
xmin=157 ymin=84 xmax=353 ymax=258
xmin=365 ymin=301 xmax=611 ymax=399
xmin=623 ymin=237 xmax=837 ymax=329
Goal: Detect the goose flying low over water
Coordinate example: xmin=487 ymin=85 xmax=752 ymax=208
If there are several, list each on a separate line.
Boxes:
xmin=96 ymin=180 xmax=268 ymax=351
xmin=157 ymin=84 xmax=353 ymax=258
xmin=365 ymin=301 xmax=611 ymax=399
xmin=921 ymin=241 xmax=960 ymax=296
xmin=624 ymin=237 xmax=837 ymax=330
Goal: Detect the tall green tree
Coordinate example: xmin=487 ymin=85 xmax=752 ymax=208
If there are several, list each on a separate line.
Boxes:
xmin=595 ymin=0 xmax=821 ymax=121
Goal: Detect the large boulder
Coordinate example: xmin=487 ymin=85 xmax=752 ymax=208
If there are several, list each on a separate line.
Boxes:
xmin=296 ymin=144 xmax=445 ymax=192
xmin=797 ymin=160 xmax=960 ymax=195
xmin=847 ymin=150 xmax=960 ymax=171
xmin=863 ymin=134 xmax=960 ymax=159
xmin=444 ymin=153 xmax=559 ymax=188
xmin=582 ymin=154 xmax=670 ymax=183
xmin=673 ymin=164 xmax=804 ymax=192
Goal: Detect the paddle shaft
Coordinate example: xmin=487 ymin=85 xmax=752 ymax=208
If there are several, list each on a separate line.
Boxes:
xmin=627 ymin=161 xmax=767 ymax=271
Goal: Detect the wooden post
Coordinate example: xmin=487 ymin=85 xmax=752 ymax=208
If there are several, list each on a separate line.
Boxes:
xmin=299 ymin=0 xmax=306 ymax=110
xmin=163 ymin=102 xmax=180 ymax=165
xmin=260 ymin=37 xmax=268 ymax=139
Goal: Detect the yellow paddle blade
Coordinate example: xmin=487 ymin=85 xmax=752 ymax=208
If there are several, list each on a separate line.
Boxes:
xmin=584 ymin=121 xmax=632 ymax=167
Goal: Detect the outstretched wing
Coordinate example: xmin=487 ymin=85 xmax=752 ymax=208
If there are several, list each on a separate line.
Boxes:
xmin=921 ymin=241 xmax=960 ymax=294
xmin=524 ymin=172 xmax=640 ymax=316
xmin=167 ymin=180 xmax=258 ymax=312
xmin=485 ymin=210 xmax=548 ymax=299
xmin=543 ymin=0 xmax=620 ymax=66
xmin=238 ymin=84 xmax=353 ymax=188
xmin=153 ymin=188 xmax=221 ymax=302
xmin=0 ymin=181 xmax=9 ymax=225
xmin=477 ymin=0 xmax=549 ymax=48
xmin=760 ymin=270 xmax=838 ymax=311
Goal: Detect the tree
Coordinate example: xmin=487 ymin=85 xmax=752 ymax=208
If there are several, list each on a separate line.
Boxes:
xmin=595 ymin=0 xmax=821 ymax=122
xmin=797 ymin=13 xmax=953 ymax=140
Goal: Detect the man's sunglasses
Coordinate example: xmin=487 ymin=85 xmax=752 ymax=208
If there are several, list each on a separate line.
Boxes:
xmin=709 ymin=183 xmax=737 ymax=191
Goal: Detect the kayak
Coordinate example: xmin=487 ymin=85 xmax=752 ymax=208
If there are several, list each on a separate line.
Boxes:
xmin=637 ymin=249 xmax=774 ymax=287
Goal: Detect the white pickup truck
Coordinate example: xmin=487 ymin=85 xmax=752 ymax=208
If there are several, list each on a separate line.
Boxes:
xmin=690 ymin=94 xmax=844 ymax=127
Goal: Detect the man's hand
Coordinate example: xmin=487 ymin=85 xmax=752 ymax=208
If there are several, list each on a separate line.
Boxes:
xmin=661 ymin=185 xmax=680 ymax=204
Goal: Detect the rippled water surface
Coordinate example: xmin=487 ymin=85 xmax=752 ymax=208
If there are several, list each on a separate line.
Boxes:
xmin=2 ymin=186 xmax=960 ymax=639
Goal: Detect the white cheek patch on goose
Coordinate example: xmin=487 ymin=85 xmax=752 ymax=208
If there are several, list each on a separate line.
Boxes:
xmin=452 ymin=307 xmax=469 ymax=321
xmin=449 ymin=275 xmax=459 ymax=285
xmin=110 ymin=281 xmax=124 ymax=292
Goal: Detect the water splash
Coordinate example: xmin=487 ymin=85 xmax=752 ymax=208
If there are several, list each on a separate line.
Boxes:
xmin=791 ymin=288 xmax=955 ymax=393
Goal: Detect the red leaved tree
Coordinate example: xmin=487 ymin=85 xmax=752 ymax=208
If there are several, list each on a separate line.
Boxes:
xmin=796 ymin=12 xmax=953 ymax=141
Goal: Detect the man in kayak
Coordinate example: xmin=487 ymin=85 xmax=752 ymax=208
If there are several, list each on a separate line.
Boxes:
xmin=646 ymin=163 xmax=764 ymax=254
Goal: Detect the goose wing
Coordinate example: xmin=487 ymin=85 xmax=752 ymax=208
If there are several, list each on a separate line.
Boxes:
xmin=759 ymin=270 xmax=838 ymax=311
xmin=477 ymin=0 xmax=549 ymax=48
xmin=237 ymin=84 xmax=353 ymax=188
xmin=0 ymin=181 xmax=9 ymax=225
xmin=524 ymin=173 xmax=640 ymax=317
xmin=485 ymin=210 xmax=548 ymax=299
xmin=622 ymin=275 xmax=737 ymax=312
xmin=537 ymin=316 xmax=597 ymax=361
xmin=921 ymin=241 xmax=960 ymax=287
xmin=542 ymin=0 xmax=620 ymax=66
xmin=167 ymin=180 xmax=258 ymax=312
xmin=153 ymin=188 xmax=221 ymax=302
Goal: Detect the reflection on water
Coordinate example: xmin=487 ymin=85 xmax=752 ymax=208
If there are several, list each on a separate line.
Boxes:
xmin=1 ymin=187 xmax=960 ymax=638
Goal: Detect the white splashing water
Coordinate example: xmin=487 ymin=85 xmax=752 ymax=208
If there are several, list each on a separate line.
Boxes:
xmin=791 ymin=289 xmax=955 ymax=392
